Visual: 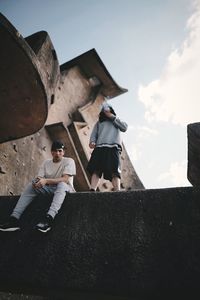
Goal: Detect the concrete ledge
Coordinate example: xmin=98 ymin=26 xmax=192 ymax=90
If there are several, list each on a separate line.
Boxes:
xmin=187 ymin=122 xmax=200 ymax=186
xmin=0 ymin=187 xmax=200 ymax=299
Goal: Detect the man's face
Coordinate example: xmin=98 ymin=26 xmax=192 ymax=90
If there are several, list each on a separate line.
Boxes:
xmin=51 ymin=148 xmax=64 ymax=162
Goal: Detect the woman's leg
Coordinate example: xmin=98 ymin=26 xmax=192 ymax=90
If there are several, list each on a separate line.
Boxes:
xmin=90 ymin=173 xmax=100 ymax=191
xmin=112 ymin=176 xmax=120 ymax=191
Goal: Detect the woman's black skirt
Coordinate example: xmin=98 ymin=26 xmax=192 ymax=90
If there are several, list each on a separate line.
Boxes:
xmin=87 ymin=146 xmax=121 ymax=181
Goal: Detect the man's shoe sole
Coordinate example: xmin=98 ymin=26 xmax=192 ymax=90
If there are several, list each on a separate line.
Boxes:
xmin=36 ymin=227 xmax=51 ymax=233
xmin=0 ymin=227 xmax=20 ymax=232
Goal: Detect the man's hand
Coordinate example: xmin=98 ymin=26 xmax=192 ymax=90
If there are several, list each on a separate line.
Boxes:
xmin=33 ymin=178 xmax=47 ymax=189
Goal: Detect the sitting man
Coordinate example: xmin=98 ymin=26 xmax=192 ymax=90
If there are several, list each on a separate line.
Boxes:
xmin=0 ymin=140 xmax=76 ymax=233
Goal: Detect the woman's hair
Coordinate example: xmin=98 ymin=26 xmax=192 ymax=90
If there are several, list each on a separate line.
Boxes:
xmin=99 ymin=106 xmax=116 ymax=122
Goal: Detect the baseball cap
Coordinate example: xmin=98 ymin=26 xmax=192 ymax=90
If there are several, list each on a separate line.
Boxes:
xmin=51 ymin=140 xmax=65 ymax=151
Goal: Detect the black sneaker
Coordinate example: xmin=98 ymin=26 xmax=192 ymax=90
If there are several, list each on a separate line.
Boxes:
xmin=35 ymin=214 xmax=53 ymax=233
xmin=0 ymin=216 xmax=20 ymax=232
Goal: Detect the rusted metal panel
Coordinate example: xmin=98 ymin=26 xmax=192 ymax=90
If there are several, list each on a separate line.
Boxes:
xmin=0 ymin=13 xmax=48 ymax=143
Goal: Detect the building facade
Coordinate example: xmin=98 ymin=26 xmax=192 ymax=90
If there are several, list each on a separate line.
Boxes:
xmin=0 ymin=13 xmax=144 ymax=195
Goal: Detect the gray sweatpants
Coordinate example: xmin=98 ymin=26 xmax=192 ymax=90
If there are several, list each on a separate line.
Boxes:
xmin=11 ymin=182 xmax=71 ymax=219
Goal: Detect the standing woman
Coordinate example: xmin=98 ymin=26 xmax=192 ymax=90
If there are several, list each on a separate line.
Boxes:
xmin=87 ymin=102 xmax=128 ymax=191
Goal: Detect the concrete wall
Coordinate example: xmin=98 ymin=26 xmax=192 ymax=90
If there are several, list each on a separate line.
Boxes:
xmin=0 ymin=65 xmax=144 ymax=195
xmin=0 ymin=14 xmax=144 ymax=194
xmin=0 ymin=130 xmax=51 ymax=195
xmin=0 ymin=186 xmax=199 ymax=299
xmin=72 ymin=97 xmax=144 ymax=191
xmin=26 ymin=31 xmax=60 ymax=108
xmin=187 ymin=122 xmax=200 ymax=186
xmin=46 ymin=67 xmax=92 ymax=126
xmin=0 ymin=66 xmax=91 ymax=195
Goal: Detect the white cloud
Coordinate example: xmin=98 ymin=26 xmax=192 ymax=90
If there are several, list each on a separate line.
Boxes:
xmin=128 ymin=125 xmax=158 ymax=137
xmin=138 ymin=1 xmax=200 ymax=126
xmin=128 ymin=144 xmax=142 ymax=162
xmin=125 ymin=125 xmax=158 ymax=162
xmin=137 ymin=125 xmax=158 ymax=138
xmin=157 ymin=160 xmax=191 ymax=187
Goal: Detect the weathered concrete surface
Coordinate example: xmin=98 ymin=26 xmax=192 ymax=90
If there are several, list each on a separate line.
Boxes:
xmin=0 ymin=64 xmax=142 ymax=195
xmin=60 ymin=49 xmax=128 ymax=100
xmin=0 ymin=14 xmax=50 ymax=143
xmin=0 ymin=12 xmax=143 ymax=195
xmin=70 ymin=98 xmax=145 ymax=192
xmin=0 ymin=292 xmax=43 ymax=300
xmin=187 ymin=122 xmax=200 ymax=186
xmin=0 ymin=187 xmax=199 ymax=299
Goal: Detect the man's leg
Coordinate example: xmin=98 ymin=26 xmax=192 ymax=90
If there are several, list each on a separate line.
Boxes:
xmin=11 ymin=183 xmax=40 ymax=219
xmin=36 ymin=182 xmax=68 ymax=233
xmin=0 ymin=182 xmax=39 ymax=231
xmin=47 ymin=182 xmax=69 ymax=218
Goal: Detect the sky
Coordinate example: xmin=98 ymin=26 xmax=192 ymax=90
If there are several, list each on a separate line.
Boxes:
xmin=0 ymin=0 xmax=199 ymax=189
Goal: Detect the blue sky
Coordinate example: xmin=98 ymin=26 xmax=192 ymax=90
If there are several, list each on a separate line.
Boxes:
xmin=1 ymin=0 xmax=199 ymax=188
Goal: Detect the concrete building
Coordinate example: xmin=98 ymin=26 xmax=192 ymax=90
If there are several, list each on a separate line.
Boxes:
xmin=0 ymin=13 xmax=144 ymax=195
xmin=1 ymin=13 xmax=200 ymax=300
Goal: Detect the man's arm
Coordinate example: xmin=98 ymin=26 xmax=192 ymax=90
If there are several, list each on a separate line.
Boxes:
xmin=33 ymin=174 xmax=70 ymax=188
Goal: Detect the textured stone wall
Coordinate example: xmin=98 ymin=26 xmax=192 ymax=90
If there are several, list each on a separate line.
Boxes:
xmin=0 ymin=130 xmax=52 ymax=196
xmin=0 ymin=187 xmax=199 ymax=299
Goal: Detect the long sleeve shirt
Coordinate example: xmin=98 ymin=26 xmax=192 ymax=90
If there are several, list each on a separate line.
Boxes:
xmin=90 ymin=116 xmax=128 ymax=149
